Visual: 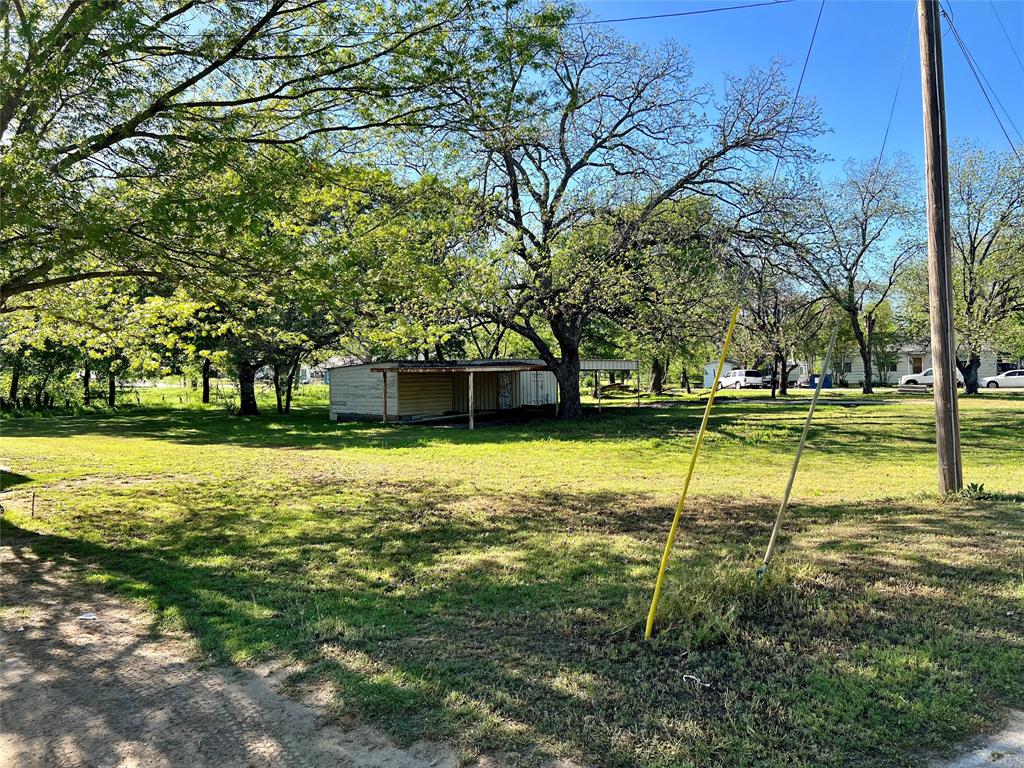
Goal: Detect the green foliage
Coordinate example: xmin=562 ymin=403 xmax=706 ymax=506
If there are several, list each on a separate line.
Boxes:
xmin=951 ymin=482 xmax=992 ymax=501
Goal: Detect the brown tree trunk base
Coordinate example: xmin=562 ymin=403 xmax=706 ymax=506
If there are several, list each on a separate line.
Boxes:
xmin=238 ymin=363 xmax=260 ymax=416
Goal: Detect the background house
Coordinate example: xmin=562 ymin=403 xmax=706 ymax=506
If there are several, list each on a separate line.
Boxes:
xmin=796 ymin=346 xmax=1012 ymax=386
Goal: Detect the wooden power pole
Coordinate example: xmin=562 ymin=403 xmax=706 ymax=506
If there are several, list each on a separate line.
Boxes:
xmin=917 ymin=0 xmax=963 ymax=494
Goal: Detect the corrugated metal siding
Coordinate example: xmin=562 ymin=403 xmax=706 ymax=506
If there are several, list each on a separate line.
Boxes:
xmin=519 ymin=370 xmax=557 ymax=405
xmin=580 ymin=359 xmax=638 ymax=371
xmin=397 ymin=374 xmax=454 ymax=416
xmin=453 ymin=372 xmax=499 ymax=411
xmin=328 ymin=365 xmax=397 ymax=418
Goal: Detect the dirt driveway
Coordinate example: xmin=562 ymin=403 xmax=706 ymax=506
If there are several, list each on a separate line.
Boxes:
xmin=2 ymin=538 xmax=1020 ymax=768
xmin=0 ymin=540 xmax=459 ymax=768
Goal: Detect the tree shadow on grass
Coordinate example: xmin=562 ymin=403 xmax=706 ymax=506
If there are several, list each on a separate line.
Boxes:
xmin=3 ymin=403 xmax=1020 ymax=469
xmin=3 ymin=484 xmax=1022 ymax=767
xmin=0 ymin=470 xmax=33 ymax=491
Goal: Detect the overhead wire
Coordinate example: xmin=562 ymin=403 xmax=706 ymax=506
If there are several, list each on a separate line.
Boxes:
xmin=769 ymin=0 xmax=826 ymax=185
xmin=942 ymin=3 xmax=1023 ymax=145
xmin=87 ymin=0 xmax=795 ymax=39
xmin=989 ymin=0 xmax=1024 ymax=76
xmin=874 ymin=13 xmax=917 ymax=171
xmin=569 ymin=0 xmax=794 ymax=27
xmin=940 ymin=4 xmax=1023 ymax=163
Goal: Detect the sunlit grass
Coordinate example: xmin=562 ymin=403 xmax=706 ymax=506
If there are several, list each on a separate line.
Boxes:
xmin=1 ymin=392 xmax=1022 ymax=767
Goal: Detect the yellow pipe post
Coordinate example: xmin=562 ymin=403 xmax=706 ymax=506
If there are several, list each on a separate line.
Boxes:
xmin=644 ymin=304 xmax=741 ymax=640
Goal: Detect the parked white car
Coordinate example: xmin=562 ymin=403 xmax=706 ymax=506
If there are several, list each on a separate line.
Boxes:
xmin=719 ymin=369 xmax=768 ymax=389
xmin=899 ymin=368 xmax=964 ymax=387
xmin=982 ymin=369 xmax=1024 ymax=388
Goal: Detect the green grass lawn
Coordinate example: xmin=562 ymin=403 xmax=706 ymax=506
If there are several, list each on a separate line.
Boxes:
xmin=1 ymin=391 xmax=1022 ymax=767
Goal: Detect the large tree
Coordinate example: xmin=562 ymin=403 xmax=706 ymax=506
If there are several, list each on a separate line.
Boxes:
xmin=947 ymin=143 xmax=1024 ymax=393
xmin=0 ymin=0 xmax=495 ymax=310
xmin=782 ymin=158 xmax=920 ymax=394
xmin=738 ymin=257 xmax=824 ymax=397
xmin=450 ymin=17 xmax=821 ymax=417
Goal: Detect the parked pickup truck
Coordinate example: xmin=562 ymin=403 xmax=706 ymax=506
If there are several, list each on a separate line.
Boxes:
xmin=898 ymin=368 xmax=964 ymax=387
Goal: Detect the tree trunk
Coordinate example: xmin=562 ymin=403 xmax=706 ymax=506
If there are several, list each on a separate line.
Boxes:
xmin=779 ymin=362 xmax=791 ymax=396
xmin=518 ymin=320 xmax=584 ymax=419
xmin=83 ymin=355 xmax=90 ymax=405
xmin=858 ymin=346 xmax=873 ymax=394
xmin=550 ymin=350 xmax=583 ymax=419
xmin=284 ymin=357 xmax=300 ymax=414
xmin=107 ymin=368 xmax=116 ymax=406
xmin=201 ymin=358 xmax=211 ymax=404
xmin=680 ymin=366 xmax=691 ymax=394
xmin=649 ymin=357 xmax=664 ymax=395
xmin=237 ymin=363 xmax=260 ymax=416
xmin=8 ymin=353 xmax=21 ymax=404
xmin=957 ymin=353 xmax=981 ymax=395
xmin=272 ymin=365 xmax=284 ymax=414
xmin=770 ymin=354 xmax=780 ymax=399
xmin=851 ymin=313 xmax=874 ymax=394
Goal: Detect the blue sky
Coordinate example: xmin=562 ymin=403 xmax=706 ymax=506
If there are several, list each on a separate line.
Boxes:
xmin=579 ymin=0 xmax=1024 ymax=177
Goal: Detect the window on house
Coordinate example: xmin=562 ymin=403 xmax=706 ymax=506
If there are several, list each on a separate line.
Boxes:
xmin=888 ymin=363 xmax=897 ymax=372
xmin=842 ymin=362 xmax=852 ymax=373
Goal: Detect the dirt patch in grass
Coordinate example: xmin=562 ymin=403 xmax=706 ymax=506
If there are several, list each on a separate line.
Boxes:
xmin=0 ymin=540 xmax=464 ymax=768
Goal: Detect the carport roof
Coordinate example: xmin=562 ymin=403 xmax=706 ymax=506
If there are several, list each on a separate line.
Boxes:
xmin=362 ymin=358 xmax=638 ymax=374
xmin=369 ymin=359 xmax=548 ymax=374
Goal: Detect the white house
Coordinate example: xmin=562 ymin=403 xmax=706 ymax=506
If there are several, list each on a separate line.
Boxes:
xmin=805 ymin=345 xmax=1008 ymax=387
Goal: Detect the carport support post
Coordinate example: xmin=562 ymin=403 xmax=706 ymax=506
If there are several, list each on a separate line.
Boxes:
xmin=468 ymin=371 xmax=474 ymax=430
xmin=382 ymin=372 xmax=388 ymax=424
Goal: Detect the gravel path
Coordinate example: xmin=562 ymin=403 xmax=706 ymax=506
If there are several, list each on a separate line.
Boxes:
xmin=0 ymin=540 xmax=459 ymax=768
xmin=3 ymin=538 xmax=1018 ymax=768
xmin=929 ymin=712 xmax=1024 ymax=768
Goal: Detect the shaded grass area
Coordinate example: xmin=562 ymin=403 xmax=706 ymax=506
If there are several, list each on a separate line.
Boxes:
xmin=1 ymin=395 xmax=1023 ymax=767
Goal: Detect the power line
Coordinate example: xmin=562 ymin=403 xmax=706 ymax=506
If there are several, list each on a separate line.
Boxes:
xmin=943 ymin=1 xmax=1022 ymax=145
xmin=940 ymin=5 xmax=1023 ymax=163
xmin=770 ymin=0 xmax=825 ymax=185
xmin=573 ymin=0 xmax=794 ymax=27
xmin=875 ymin=13 xmax=917 ymax=169
xmin=989 ymin=1 xmax=1024 ymax=76
xmin=80 ymin=0 xmax=795 ymax=40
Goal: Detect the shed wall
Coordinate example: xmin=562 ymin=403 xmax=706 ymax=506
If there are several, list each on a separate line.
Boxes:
xmin=518 ymin=370 xmax=557 ymax=405
xmin=453 ymin=372 xmax=500 ymax=411
xmin=328 ymin=365 xmax=398 ymax=419
xmin=397 ymin=374 xmax=454 ymax=416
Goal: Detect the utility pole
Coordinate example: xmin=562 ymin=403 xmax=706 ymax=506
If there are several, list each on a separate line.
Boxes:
xmin=917 ymin=0 xmax=963 ymax=494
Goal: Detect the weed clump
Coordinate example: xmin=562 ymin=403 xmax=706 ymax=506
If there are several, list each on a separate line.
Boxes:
xmin=620 ymin=555 xmax=813 ymax=648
